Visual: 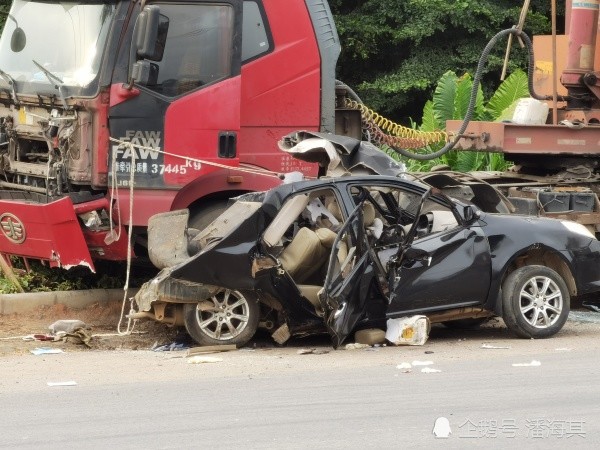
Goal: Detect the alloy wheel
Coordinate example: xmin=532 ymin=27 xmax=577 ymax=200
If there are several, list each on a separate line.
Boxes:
xmin=519 ymin=276 xmax=563 ymax=328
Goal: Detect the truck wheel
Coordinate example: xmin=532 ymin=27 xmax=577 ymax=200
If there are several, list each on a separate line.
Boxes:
xmin=188 ymin=200 xmax=229 ymax=231
xmin=183 ymin=290 xmax=259 ymax=347
xmin=501 ymin=265 xmax=570 ymax=339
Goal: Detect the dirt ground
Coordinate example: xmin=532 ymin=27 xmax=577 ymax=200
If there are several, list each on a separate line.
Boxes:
xmin=1 ymin=298 xmax=600 ymax=357
xmin=0 ymin=301 xmax=182 ymax=356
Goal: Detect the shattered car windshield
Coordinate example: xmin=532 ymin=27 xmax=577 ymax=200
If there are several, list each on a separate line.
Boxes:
xmin=0 ymin=0 xmax=115 ymax=96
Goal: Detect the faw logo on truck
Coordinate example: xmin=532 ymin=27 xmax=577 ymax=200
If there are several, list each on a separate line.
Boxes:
xmin=0 ymin=213 xmax=26 ymax=244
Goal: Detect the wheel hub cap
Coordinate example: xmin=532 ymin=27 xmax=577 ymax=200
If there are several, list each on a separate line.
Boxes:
xmin=195 ymin=290 xmax=250 ymax=340
xmin=519 ymin=276 xmax=563 ymax=329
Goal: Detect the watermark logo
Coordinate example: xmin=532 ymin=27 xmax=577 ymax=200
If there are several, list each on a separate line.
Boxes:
xmin=0 ymin=213 xmax=26 ymax=244
xmin=433 ymin=417 xmax=586 ymax=439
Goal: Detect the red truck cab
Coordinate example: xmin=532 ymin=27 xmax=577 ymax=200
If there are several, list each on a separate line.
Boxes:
xmin=0 ymin=0 xmax=345 ymax=270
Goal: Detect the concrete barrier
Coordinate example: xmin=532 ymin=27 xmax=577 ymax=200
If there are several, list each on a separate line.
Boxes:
xmin=0 ymin=289 xmax=138 ymax=315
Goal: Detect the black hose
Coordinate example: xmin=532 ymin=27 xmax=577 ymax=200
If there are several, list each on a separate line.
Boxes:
xmin=389 ymin=28 xmax=562 ymax=161
xmin=336 ymin=79 xmax=363 ymax=103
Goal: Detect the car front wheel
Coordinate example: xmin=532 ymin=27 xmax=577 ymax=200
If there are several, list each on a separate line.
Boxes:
xmin=183 ymin=290 xmax=259 ymax=347
xmin=502 ymin=265 xmax=570 ymax=339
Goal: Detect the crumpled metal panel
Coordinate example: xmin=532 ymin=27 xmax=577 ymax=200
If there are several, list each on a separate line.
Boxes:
xmin=135 ymin=266 xmax=220 ymax=312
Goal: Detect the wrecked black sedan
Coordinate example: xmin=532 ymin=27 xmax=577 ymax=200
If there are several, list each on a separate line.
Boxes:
xmin=133 ymin=175 xmax=600 ymax=348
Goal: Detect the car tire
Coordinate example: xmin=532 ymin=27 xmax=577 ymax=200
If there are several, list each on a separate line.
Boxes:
xmin=188 ymin=200 xmax=229 ymax=231
xmin=183 ymin=290 xmax=260 ymax=347
xmin=502 ymin=265 xmax=570 ymax=339
xmin=442 ymin=318 xmax=488 ymax=329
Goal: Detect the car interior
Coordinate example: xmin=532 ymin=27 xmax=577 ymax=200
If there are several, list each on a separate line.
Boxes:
xmin=261 ymin=185 xmax=461 ymax=312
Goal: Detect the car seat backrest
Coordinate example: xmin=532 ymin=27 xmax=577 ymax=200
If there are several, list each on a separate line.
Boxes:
xmin=263 ymin=194 xmax=310 ymax=248
xmin=279 ymin=227 xmax=328 ymax=283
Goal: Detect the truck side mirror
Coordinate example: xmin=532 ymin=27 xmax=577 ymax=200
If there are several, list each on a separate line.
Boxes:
xmin=131 ymin=60 xmax=159 ymax=86
xmin=135 ymin=6 xmax=169 ymax=62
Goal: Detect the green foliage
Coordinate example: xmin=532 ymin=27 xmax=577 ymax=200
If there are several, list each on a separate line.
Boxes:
xmin=0 ymin=259 xmax=152 ymax=294
xmin=400 ymin=69 xmax=529 ymax=172
xmin=331 ymin=0 xmax=561 ymax=121
xmin=0 ymin=0 xmax=10 ymax=30
xmin=486 ymin=70 xmax=530 ymax=119
xmin=433 ymin=72 xmax=458 ymax=124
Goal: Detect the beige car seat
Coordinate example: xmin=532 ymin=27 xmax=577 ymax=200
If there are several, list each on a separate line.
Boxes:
xmin=279 ymin=227 xmax=337 ymax=284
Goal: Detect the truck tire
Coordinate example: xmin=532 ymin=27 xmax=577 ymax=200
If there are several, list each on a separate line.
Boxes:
xmin=188 ymin=200 xmax=229 ymax=231
xmin=501 ymin=265 xmax=570 ymax=339
xmin=183 ymin=290 xmax=259 ymax=347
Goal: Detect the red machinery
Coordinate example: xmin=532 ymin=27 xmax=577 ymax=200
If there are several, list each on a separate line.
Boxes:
xmin=447 ymin=0 xmax=600 ymax=232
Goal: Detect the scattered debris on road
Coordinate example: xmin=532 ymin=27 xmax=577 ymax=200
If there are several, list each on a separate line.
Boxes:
xmin=512 ymin=360 xmax=541 ymax=367
xmin=297 ymin=348 xmax=330 ymax=355
xmin=186 ymin=345 xmax=238 ymax=356
xmin=47 ymin=381 xmax=77 ymax=387
xmin=386 ymin=316 xmax=430 ymax=346
xmin=30 ymin=347 xmax=64 ymax=355
xmin=481 ymin=343 xmax=511 ymax=349
xmin=187 ymin=356 xmax=223 ymax=364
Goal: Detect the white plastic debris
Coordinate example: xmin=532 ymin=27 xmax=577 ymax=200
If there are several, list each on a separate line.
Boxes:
xmin=187 ymin=356 xmax=223 ymax=364
xmin=297 ymin=348 xmax=329 ymax=355
xmin=344 ymin=343 xmax=371 ymax=350
xmin=512 ymin=360 xmax=541 ymax=367
xmin=385 ymin=316 xmax=430 ymax=346
xmin=481 ymin=343 xmax=511 ymax=349
xmin=282 ymin=171 xmax=304 ymax=184
xmin=433 ymin=417 xmax=452 ymax=438
xmin=396 ymin=362 xmax=412 ymax=370
xmin=421 ymin=367 xmax=442 ymax=373
xmin=555 ymin=348 xmax=572 ymax=352
xmin=47 ymin=381 xmax=77 ymax=387
xmin=30 ymin=348 xmax=64 ymax=356
xmin=49 ymin=320 xmax=87 ymax=335
xmin=411 ymin=360 xmax=434 ymax=366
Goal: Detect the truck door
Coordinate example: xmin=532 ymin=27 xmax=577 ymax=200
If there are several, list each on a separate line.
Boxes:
xmin=109 ymin=1 xmax=242 ymax=189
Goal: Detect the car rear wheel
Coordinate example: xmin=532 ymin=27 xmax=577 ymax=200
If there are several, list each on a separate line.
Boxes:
xmin=183 ymin=290 xmax=259 ymax=347
xmin=502 ymin=265 xmax=570 ymax=339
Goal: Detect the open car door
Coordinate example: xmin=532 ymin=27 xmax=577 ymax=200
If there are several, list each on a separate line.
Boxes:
xmin=320 ymin=202 xmax=376 ymax=348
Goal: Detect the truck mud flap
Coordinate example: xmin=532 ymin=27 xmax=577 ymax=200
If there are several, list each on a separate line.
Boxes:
xmin=0 ymin=196 xmax=94 ymax=270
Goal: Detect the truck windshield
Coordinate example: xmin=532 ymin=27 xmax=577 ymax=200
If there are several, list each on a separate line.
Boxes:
xmin=0 ymin=0 xmax=115 ymax=97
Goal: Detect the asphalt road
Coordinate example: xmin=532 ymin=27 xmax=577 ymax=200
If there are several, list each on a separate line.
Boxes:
xmin=1 ymin=317 xmax=600 ymax=449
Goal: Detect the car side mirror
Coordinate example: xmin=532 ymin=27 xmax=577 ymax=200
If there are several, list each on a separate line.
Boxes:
xmin=462 ymin=205 xmax=478 ymax=224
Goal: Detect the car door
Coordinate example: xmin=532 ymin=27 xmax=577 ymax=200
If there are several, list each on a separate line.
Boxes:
xmin=321 ymin=202 xmax=376 ymax=348
xmin=388 ymin=196 xmax=492 ymax=315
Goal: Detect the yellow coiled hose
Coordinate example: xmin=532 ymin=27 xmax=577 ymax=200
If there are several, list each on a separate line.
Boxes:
xmin=345 ymin=99 xmax=447 ymax=150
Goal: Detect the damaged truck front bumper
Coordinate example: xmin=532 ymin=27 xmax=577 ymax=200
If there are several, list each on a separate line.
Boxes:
xmin=0 ymin=193 xmax=129 ymax=270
